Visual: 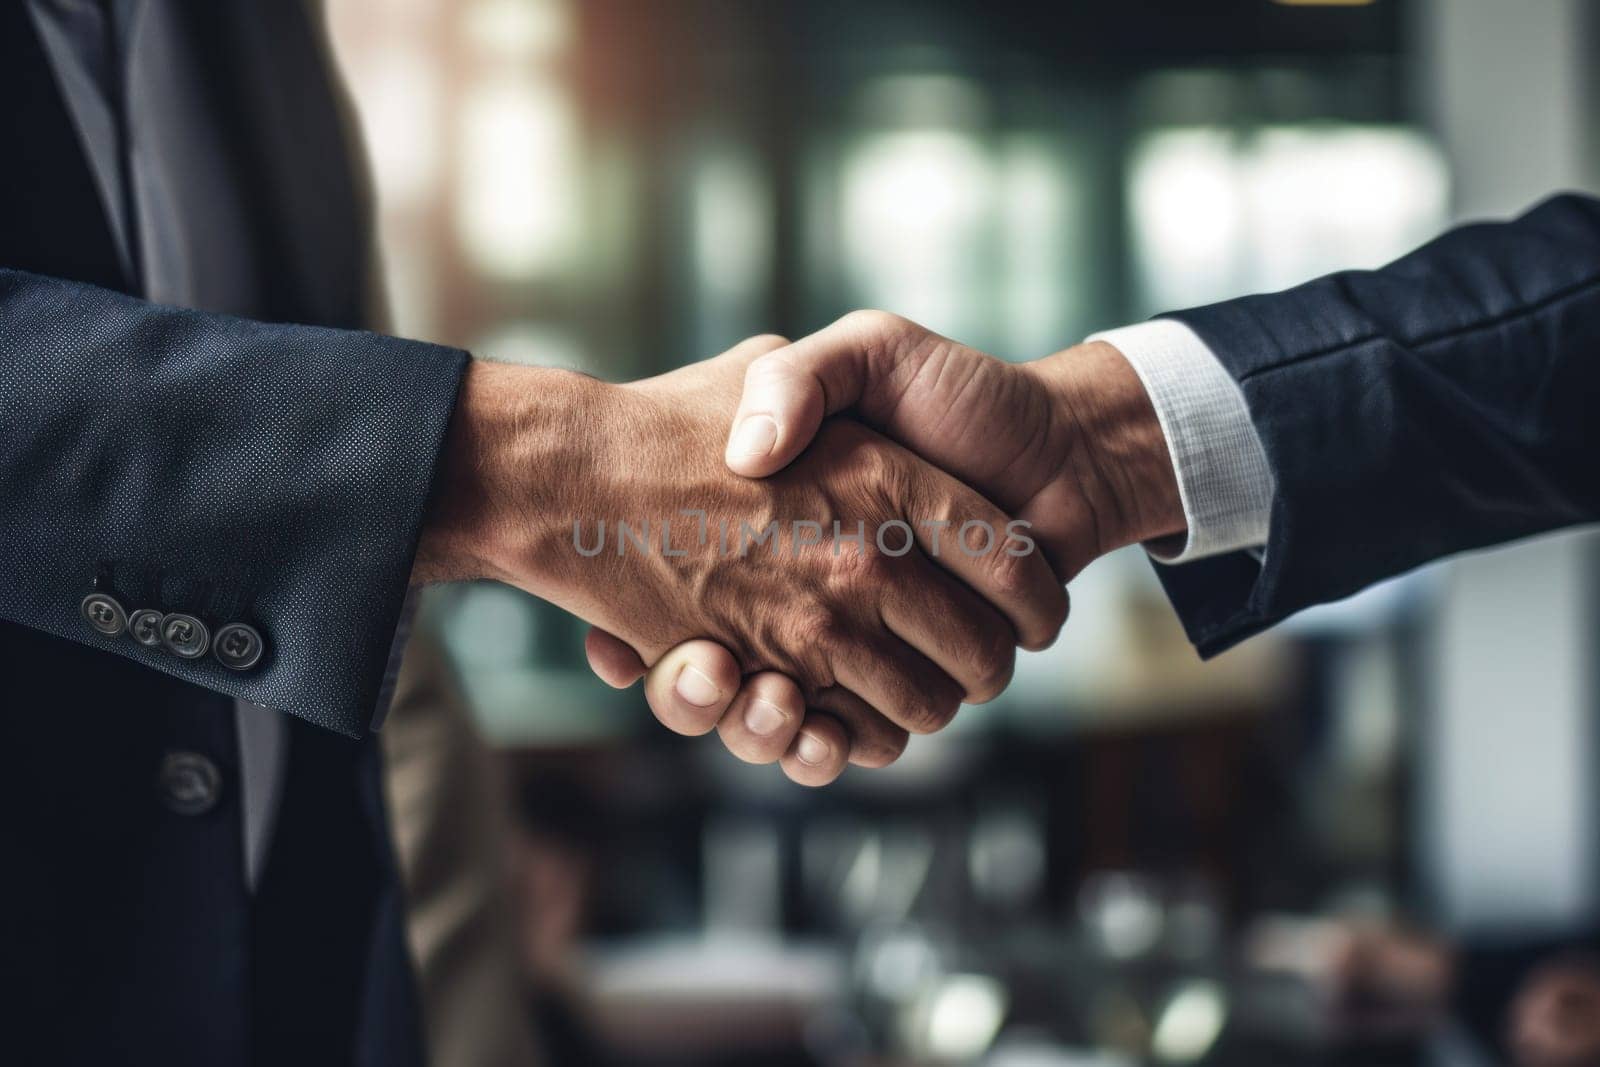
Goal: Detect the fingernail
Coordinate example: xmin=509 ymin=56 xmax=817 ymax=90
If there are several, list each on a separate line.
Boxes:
xmin=729 ymin=415 xmax=777 ymax=458
xmin=796 ymin=730 xmax=830 ymax=766
xmin=744 ymin=699 xmax=789 ymax=737
xmin=674 ymin=665 xmax=722 ymax=708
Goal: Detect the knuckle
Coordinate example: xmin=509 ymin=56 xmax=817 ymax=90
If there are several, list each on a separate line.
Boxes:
xmin=900 ymin=683 xmax=960 ymax=735
xmin=855 ymin=448 xmax=916 ymax=514
xmin=965 ymin=628 xmax=1016 ymax=704
xmin=788 ymin=608 xmax=846 ymax=683
xmin=792 ymin=606 xmax=836 ymax=644
xmin=838 ymin=308 xmax=898 ymax=336
xmin=984 ymin=540 xmax=1036 ymax=603
xmin=827 ymin=541 xmax=891 ymax=594
xmin=737 ymin=334 xmax=792 ymax=364
xmin=839 ymin=309 xmax=916 ymax=356
xmin=851 ymin=730 xmax=909 ymax=768
xmin=844 ymin=430 xmax=898 ymax=478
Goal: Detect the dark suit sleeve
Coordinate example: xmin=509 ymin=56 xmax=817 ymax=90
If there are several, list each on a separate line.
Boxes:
xmin=0 ymin=268 xmax=468 ymax=736
xmin=1152 ymin=192 xmax=1600 ymax=656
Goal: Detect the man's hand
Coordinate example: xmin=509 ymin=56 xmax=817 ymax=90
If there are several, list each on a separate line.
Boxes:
xmin=724 ymin=311 xmax=1185 ymax=575
xmin=415 ymin=334 xmax=1067 ymax=784
xmin=588 ymin=314 xmax=1185 ymax=770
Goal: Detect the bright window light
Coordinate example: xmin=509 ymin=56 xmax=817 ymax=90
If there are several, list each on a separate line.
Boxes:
xmin=1151 ymin=980 xmax=1227 ymax=1063
xmin=464 ymin=0 xmax=572 ymax=60
xmin=1245 ymin=126 xmax=1448 ymax=288
xmin=1130 ymin=124 xmax=1448 ymax=316
xmin=912 ymin=973 xmax=1009 ymax=1061
xmin=841 ymin=129 xmax=993 ymax=338
xmin=354 ymin=49 xmax=441 ymax=209
xmin=1128 ymin=127 xmax=1246 ymax=314
xmin=998 ymin=137 xmax=1081 ymax=358
xmin=456 ymin=73 xmax=579 ymax=279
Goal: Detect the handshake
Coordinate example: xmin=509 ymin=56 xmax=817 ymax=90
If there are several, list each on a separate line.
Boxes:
xmin=414 ymin=311 xmax=1185 ymax=784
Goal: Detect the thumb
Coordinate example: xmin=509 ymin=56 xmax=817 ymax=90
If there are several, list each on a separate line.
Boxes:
xmin=724 ymin=310 xmax=917 ymax=478
xmin=723 ymin=346 xmax=835 ymax=478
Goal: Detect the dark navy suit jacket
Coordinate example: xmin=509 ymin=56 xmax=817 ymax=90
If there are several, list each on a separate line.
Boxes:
xmin=0 ymin=4 xmax=463 ymax=1064
xmin=1159 ymin=193 xmax=1600 ymax=654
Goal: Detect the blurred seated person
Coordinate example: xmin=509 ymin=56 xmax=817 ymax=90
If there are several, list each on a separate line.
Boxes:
xmin=1250 ymin=917 xmax=1600 ymax=1066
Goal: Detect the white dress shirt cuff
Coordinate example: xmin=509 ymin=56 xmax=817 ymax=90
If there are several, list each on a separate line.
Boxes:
xmin=1088 ymin=319 xmax=1274 ymax=564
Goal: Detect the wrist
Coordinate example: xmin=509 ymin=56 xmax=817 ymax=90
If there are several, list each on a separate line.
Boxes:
xmin=1027 ymin=341 xmax=1185 ymax=554
xmin=413 ymin=359 xmax=604 ymax=590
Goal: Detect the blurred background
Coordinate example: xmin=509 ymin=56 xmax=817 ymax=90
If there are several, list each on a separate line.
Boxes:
xmin=326 ymin=0 xmax=1600 ymax=1064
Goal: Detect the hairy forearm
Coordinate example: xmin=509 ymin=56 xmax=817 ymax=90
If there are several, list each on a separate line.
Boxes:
xmin=412 ymin=359 xmax=597 ymax=590
xmin=1027 ymin=340 xmax=1186 ymax=555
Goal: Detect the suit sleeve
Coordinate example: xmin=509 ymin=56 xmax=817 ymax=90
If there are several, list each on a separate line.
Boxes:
xmin=0 ymin=268 xmax=468 ymax=736
xmin=1152 ymin=192 xmax=1600 ymax=656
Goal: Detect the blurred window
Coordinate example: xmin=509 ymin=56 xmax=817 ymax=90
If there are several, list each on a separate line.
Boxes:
xmin=815 ymin=74 xmax=1094 ymax=357
xmin=1129 ymin=123 xmax=1449 ymax=315
xmin=689 ymin=138 xmax=775 ymax=361
xmin=456 ymin=71 xmax=579 ymax=281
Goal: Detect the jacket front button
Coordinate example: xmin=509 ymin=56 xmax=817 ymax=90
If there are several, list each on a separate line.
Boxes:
xmin=160 ymin=613 xmax=210 ymax=659
xmin=158 ymin=751 xmax=221 ymax=816
xmin=213 ymin=622 xmax=264 ymax=671
xmin=128 ymin=609 xmax=165 ymax=647
xmin=80 ymin=593 xmax=127 ymax=637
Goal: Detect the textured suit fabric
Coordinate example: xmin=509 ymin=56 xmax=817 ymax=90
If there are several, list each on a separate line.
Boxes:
xmin=0 ymin=267 xmax=467 ymax=735
xmin=0 ymin=3 xmax=464 ymax=1063
xmin=1154 ymin=193 xmax=1600 ymax=655
xmin=1 ymin=1 xmax=468 ymax=736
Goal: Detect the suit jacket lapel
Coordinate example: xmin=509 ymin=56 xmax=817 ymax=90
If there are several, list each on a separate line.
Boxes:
xmin=174 ymin=0 xmax=372 ymax=330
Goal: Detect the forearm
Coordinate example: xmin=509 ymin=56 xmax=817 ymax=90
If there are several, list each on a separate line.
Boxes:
xmin=412 ymin=358 xmax=718 ymax=641
xmin=412 ymin=359 xmax=594 ymax=590
xmin=1023 ymin=339 xmax=1186 ymax=559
